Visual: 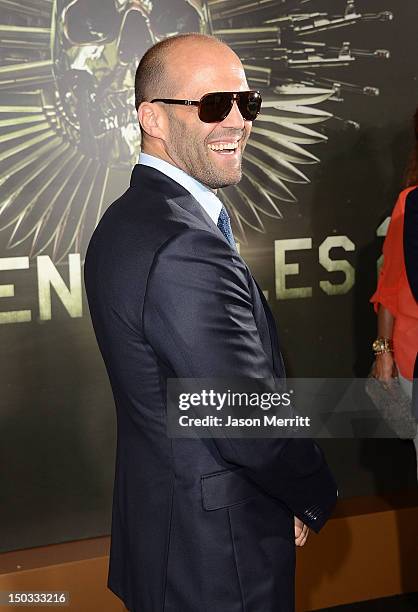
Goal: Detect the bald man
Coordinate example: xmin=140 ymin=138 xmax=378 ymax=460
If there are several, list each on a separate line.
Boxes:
xmin=84 ymin=33 xmax=337 ymax=612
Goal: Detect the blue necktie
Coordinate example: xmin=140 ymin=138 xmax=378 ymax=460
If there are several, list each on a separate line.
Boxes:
xmin=217 ymin=205 xmax=236 ymax=249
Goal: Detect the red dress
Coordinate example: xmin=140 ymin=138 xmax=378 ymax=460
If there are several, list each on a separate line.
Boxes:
xmin=370 ymin=186 xmax=418 ymax=380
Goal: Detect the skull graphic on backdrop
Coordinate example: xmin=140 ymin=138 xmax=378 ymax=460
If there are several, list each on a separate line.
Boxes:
xmin=0 ymin=0 xmax=392 ymax=261
xmin=53 ymin=0 xmax=204 ymax=165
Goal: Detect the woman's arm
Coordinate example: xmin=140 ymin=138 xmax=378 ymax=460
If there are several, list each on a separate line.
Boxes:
xmin=371 ymin=303 xmax=397 ymax=382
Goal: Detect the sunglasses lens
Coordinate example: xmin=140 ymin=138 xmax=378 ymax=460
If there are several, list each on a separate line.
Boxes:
xmin=199 ymin=93 xmax=233 ymax=123
xmin=198 ymin=91 xmax=262 ymax=123
xmin=238 ymin=92 xmax=262 ymax=121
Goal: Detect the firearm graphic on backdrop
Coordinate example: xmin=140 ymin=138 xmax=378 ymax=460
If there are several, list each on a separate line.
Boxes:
xmin=0 ymin=0 xmax=392 ymax=262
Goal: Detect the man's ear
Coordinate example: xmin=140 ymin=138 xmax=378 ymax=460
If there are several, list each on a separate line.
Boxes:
xmin=138 ymin=102 xmax=166 ymax=140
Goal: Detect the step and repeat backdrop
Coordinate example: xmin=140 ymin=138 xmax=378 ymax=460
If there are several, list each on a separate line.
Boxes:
xmin=1 ymin=0 xmax=417 ymax=551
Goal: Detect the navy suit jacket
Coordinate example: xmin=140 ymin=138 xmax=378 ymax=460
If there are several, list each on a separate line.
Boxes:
xmin=404 ymin=186 xmax=418 ymax=418
xmin=84 ymin=164 xmax=338 ymax=612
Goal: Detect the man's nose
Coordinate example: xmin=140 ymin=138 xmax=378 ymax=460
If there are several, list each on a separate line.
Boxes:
xmin=221 ymin=100 xmax=245 ymax=129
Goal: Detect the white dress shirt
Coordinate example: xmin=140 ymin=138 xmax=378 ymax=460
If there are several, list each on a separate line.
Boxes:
xmin=138 ymin=152 xmax=223 ymax=226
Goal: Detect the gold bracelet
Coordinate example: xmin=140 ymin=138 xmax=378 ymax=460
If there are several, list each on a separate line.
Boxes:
xmin=372 ymin=337 xmax=393 ymax=355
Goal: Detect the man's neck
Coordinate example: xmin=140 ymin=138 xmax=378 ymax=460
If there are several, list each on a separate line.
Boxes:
xmin=140 ymin=149 xmax=218 ymax=194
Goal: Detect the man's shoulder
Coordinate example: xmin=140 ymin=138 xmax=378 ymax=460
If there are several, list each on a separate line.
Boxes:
xmin=87 ymin=181 xmax=185 ymax=253
xmin=83 ymin=174 xmax=218 ymax=290
xmin=83 ymin=183 xmax=189 ymax=298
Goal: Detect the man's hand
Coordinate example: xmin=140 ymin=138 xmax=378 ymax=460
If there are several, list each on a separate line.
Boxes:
xmin=294 ymin=516 xmax=309 ymax=547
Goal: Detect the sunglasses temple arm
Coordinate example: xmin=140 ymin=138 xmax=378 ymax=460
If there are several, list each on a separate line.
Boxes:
xmin=151 ymin=99 xmax=200 ymax=107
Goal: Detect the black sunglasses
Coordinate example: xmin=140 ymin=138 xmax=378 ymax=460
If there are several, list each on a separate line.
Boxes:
xmin=151 ymin=90 xmax=262 ymax=123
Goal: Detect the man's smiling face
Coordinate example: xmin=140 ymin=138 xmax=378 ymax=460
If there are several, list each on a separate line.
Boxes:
xmin=157 ymin=40 xmax=253 ymax=189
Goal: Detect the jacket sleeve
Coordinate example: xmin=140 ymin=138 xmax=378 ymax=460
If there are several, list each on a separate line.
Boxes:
xmin=143 ymin=228 xmax=337 ymax=532
xmin=404 ymin=187 xmax=418 ymax=301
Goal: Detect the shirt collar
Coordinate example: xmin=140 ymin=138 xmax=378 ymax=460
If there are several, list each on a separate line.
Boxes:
xmin=138 ymin=152 xmax=222 ymax=225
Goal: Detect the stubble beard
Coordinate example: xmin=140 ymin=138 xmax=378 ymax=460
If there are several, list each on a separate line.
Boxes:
xmin=167 ymin=112 xmax=245 ymax=190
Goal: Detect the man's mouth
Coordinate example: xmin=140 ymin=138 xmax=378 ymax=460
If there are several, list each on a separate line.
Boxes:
xmin=207 ymin=141 xmax=240 ymax=155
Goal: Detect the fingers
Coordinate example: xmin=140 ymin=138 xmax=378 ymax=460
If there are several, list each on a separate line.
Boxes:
xmin=294 ymin=518 xmax=309 ymax=546
xmin=295 ymin=526 xmax=309 ymax=547
xmin=294 ymin=516 xmax=303 ymax=538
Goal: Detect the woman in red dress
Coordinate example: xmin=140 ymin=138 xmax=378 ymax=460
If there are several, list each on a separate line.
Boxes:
xmin=370 ymin=107 xmax=418 ymax=477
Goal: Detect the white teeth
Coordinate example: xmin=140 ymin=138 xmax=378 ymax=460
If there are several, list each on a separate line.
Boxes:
xmin=208 ymin=142 xmax=238 ymax=151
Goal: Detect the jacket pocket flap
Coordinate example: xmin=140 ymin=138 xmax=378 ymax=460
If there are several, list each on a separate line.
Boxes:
xmin=201 ymin=468 xmax=260 ymax=511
